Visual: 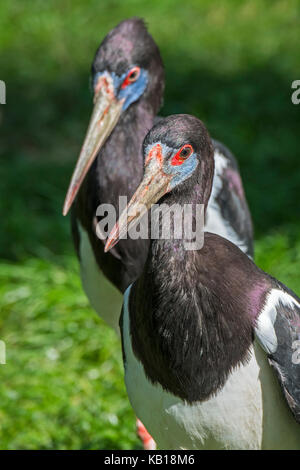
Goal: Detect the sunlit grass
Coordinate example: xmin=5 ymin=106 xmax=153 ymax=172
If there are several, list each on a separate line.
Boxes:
xmin=0 ymin=257 xmax=139 ymax=449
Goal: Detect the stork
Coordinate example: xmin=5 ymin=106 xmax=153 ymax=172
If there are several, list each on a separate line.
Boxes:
xmin=105 ymin=114 xmax=300 ymax=450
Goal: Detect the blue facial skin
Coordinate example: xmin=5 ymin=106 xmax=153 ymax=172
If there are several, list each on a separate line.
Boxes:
xmin=156 ymin=143 xmax=199 ymax=189
xmin=118 ymin=68 xmax=148 ymax=111
xmin=169 ymin=153 xmax=199 ymax=189
xmin=93 ymin=67 xmax=148 ymax=111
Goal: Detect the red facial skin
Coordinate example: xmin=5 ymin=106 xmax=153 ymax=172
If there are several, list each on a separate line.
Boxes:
xmin=145 ymin=143 xmax=193 ymax=168
xmin=94 ymin=75 xmax=115 ymax=100
xmin=171 ymin=144 xmax=193 ymax=166
xmin=145 ymin=143 xmax=163 ymax=166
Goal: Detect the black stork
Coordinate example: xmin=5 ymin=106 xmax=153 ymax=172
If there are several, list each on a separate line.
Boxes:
xmin=105 ymin=114 xmax=300 ymax=450
xmin=63 ymin=18 xmax=253 ymax=331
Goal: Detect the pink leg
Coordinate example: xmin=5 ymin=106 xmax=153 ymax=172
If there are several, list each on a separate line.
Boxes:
xmin=136 ymin=418 xmax=156 ymax=450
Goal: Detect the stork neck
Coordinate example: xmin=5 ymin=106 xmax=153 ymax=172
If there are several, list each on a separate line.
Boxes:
xmin=80 ymin=98 xmax=156 ymax=213
xmin=101 ymin=98 xmax=155 ymax=166
xmin=149 ymin=172 xmax=209 ymax=258
xmin=75 ymin=97 xmax=156 ymax=271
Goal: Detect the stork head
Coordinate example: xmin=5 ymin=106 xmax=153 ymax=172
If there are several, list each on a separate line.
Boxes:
xmin=105 ymin=114 xmax=215 ymax=252
xmin=63 ymin=18 xmax=164 ymax=215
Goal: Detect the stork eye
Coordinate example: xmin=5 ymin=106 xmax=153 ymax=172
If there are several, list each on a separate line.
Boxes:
xmin=179 ymin=145 xmax=193 ymax=159
xmin=128 ymin=67 xmax=140 ymax=82
xmin=171 ymin=144 xmax=194 ymax=166
xmin=122 ymin=67 xmax=141 ymax=89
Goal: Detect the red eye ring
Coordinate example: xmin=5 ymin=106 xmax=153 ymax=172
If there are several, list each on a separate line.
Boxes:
xmin=171 ymin=144 xmax=193 ymax=166
xmin=121 ymin=66 xmax=141 ymax=89
xmin=179 ymin=144 xmax=193 ymax=159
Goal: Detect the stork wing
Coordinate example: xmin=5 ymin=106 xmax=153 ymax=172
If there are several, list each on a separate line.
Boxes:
xmin=255 ymin=286 xmax=300 ymax=423
xmin=209 ymin=139 xmax=254 ymax=258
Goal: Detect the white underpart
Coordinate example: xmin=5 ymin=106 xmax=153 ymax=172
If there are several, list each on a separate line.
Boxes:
xmin=78 ymin=222 xmax=122 ymax=332
xmin=255 ymin=288 xmax=300 ymax=354
xmin=122 ymin=286 xmax=300 ymax=450
xmin=206 ymin=150 xmax=249 ymax=255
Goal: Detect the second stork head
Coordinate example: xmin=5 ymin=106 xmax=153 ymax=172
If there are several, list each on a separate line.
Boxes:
xmin=63 ymin=18 xmax=164 ymax=215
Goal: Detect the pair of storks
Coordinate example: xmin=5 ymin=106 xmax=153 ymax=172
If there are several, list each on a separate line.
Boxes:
xmin=63 ymin=18 xmax=300 ymax=449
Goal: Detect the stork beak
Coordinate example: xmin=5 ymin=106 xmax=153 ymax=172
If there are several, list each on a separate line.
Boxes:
xmin=105 ymin=161 xmax=172 ymax=252
xmin=63 ymin=80 xmax=124 ymax=216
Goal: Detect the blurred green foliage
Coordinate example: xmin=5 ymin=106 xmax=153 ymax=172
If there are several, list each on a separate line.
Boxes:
xmin=0 ymin=0 xmax=299 ymax=449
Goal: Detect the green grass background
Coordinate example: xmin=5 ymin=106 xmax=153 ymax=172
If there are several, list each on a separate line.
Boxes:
xmin=0 ymin=0 xmax=299 ymax=449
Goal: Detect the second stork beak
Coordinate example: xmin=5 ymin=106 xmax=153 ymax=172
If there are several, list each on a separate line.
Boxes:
xmin=104 ymin=161 xmax=172 ymax=253
xmin=63 ymin=79 xmax=124 ymax=216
